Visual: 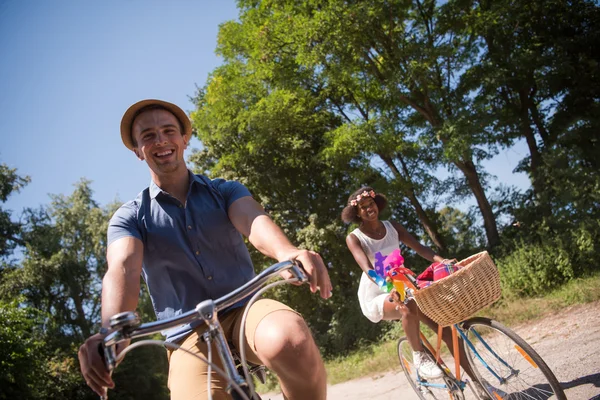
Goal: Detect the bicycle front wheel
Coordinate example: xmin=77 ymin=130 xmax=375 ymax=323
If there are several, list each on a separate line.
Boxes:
xmin=462 ymin=317 xmax=566 ymax=400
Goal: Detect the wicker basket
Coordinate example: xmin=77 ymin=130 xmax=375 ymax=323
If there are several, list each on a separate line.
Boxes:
xmin=413 ymin=251 xmax=501 ymax=327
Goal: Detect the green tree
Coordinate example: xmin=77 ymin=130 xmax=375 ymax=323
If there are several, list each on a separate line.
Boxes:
xmin=0 ymin=299 xmax=47 ymax=399
xmin=3 ymin=180 xmax=108 ymax=342
xmin=0 ymin=180 xmax=169 ymax=399
xmin=456 ymin=0 xmax=600 ymax=200
xmin=0 ymin=164 xmax=30 ymax=259
xmin=232 ymin=0 xmax=501 ymax=247
xmin=191 ymin=46 xmax=388 ymax=352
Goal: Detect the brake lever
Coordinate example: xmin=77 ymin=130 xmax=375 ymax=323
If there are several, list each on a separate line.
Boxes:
xmin=290 ymin=259 xmax=309 ymax=284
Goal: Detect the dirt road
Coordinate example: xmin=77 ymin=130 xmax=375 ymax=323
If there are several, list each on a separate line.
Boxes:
xmin=262 ymin=301 xmax=600 ymax=399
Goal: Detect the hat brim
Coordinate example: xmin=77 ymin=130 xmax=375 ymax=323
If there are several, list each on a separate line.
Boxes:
xmin=120 ymin=99 xmax=193 ymax=150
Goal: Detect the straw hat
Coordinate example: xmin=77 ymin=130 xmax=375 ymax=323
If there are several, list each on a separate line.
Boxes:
xmin=120 ymin=99 xmax=192 ymax=150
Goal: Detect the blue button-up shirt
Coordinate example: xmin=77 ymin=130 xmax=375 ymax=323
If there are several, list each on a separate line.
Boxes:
xmin=107 ymin=171 xmax=255 ymax=342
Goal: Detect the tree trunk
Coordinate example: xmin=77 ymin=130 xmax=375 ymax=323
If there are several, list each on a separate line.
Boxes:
xmin=379 ymin=154 xmax=447 ymax=251
xmin=406 ymin=190 xmax=447 ymax=251
xmin=454 ymin=158 xmax=500 ymax=248
xmin=409 ymin=100 xmax=500 ymax=248
xmin=71 ymin=283 xmax=91 ymax=339
xmin=517 ymin=88 xmax=547 ymax=196
xmin=526 ymin=88 xmax=549 ymax=144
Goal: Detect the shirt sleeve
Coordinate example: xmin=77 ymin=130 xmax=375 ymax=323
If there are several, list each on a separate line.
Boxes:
xmin=107 ymin=201 xmax=142 ymax=246
xmin=212 ymin=179 xmax=252 ymax=209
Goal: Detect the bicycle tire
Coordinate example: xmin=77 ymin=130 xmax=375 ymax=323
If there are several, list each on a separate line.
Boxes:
xmin=462 ymin=317 xmax=566 ymax=400
xmin=230 ymin=387 xmax=262 ymax=400
xmin=397 ymin=337 xmax=445 ymax=400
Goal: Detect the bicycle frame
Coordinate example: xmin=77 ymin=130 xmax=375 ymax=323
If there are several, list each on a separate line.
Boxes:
xmin=400 ymin=275 xmax=470 ymax=393
xmin=399 ymin=265 xmax=565 ymax=400
xmin=101 ymin=259 xmax=307 ymax=400
xmin=403 ymin=281 xmax=520 ymax=396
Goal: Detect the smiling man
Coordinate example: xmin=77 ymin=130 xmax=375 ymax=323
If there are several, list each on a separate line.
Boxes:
xmin=77 ymin=99 xmax=332 ymax=400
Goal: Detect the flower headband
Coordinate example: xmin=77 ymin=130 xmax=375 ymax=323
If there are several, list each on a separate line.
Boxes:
xmin=350 ymin=190 xmax=376 ymax=206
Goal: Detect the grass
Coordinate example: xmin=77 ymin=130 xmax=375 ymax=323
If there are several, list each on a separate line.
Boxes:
xmin=256 ymin=273 xmax=600 ymax=394
xmin=486 ymin=272 xmax=600 ymax=325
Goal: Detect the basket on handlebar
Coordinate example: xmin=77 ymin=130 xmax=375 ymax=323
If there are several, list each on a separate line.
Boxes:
xmin=413 ymin=251 xmax=501 ymax=327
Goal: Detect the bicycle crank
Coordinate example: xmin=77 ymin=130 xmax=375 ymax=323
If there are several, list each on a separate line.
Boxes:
xmin=443 ymin=376 xmax=466 ymax=400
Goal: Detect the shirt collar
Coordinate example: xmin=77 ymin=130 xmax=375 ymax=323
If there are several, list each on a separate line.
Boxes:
xmin=149 ymin=170 xmax=207 ymax=199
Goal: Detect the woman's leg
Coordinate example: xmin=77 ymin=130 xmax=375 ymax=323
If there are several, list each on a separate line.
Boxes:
xmin=384 ymin=296 xmax=443 ymax=379
xmin=382 ymin=296 xmax=423 ymax=352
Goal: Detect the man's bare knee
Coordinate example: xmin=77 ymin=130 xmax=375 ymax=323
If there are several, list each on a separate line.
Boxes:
xmin=254 ymin=311 xmax=315 ymax=365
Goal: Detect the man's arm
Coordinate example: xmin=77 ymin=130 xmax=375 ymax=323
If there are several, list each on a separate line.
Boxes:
xmin=78 ymin=236 xmax=144 ymax=396
xmin=227 ymin=196 xmax=332 ymax=299
xmin=101 ymin=237 xmax=144 ymax=325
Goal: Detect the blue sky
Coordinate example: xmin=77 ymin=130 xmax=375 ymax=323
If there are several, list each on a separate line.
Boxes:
xmin=1 ymin=0 xmax=531 ymax=216
xmin=1 ymin=0 xmax=239 ymax=212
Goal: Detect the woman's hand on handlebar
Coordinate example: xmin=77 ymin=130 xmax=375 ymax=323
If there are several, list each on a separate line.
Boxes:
xmin=279 ymin=249 xmax=333 ymax=299
xmin=78 ymin=333 xmax=114 ymax=397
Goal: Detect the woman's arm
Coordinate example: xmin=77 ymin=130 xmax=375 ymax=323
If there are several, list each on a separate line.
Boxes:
xmin=390 ymin=221 xmax=445 ymax=263
xmin=346 ymin=233 xmax=380 ymax=285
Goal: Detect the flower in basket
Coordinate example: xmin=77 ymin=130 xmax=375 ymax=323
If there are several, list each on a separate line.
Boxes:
xmin=383 ymin=249 xmax=404 ymax=270
xmin=383 ymin=249 xmax=415 ymax=281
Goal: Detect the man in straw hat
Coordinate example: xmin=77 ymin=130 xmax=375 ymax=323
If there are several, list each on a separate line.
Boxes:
xmin=78 ymin=99 xmax=332 ymax=399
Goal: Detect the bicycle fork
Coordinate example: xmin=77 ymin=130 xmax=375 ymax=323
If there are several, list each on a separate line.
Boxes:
xmin=197 ymin=300 xmax=249 ymax=395
xmin=456 ymin=324 xmax=518 ymax=385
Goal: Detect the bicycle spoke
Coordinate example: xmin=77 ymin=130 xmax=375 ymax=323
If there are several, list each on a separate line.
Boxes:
xmin=397 ymin=337 xmax=479 ymax=400
xmin=462 ymin=318 xmax=565 ymax=400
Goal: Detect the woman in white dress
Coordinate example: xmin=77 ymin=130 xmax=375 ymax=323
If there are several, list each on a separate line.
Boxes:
xmin=343 ymin=186 xmax=471 ymax=381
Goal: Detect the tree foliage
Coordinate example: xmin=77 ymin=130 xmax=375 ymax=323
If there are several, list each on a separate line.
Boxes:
xmin=0 ymin=0 xmax=599 ymax=396
xmin=0 ymin=164 xmax=30 ymax=259
xmin=0 ymin=176 xmax=168 ymax=399
xmin=190 ymin=0 xmax=600 ymax=354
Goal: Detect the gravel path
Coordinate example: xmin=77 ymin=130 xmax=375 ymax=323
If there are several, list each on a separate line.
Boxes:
xmin=262 ymin=300 xmax=600 ymax=399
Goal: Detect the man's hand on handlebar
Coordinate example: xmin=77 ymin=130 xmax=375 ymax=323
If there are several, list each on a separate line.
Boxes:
xmin=78 ymin=333 xmax=114 ymax=397
xmin=279 ymin=249 xmax=333 ymax=299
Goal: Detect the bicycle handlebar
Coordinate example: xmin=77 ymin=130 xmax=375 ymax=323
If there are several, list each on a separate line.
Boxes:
xmin=102 ymin=259 xmax=307 ymax=371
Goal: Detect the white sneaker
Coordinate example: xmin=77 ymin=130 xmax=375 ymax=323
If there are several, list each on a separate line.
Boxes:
xmin=413 ymin=351 xmax=444 ymax=380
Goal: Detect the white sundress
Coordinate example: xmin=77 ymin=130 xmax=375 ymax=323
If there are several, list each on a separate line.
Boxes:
xmin=352 ymin=220 xmax=400 ymax=323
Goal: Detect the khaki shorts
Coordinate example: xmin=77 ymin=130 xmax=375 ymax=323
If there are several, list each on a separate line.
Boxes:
xmin=166 ymin=298 xmax=297 ymax=400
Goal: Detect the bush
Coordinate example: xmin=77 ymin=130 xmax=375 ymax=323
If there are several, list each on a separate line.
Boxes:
xmin=496 ymin=242 xmax=575 ymax=296
xmin=569 ymin=221 xmax=600 ymax=275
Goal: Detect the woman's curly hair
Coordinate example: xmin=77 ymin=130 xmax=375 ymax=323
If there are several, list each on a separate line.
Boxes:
xmin=341 ymin=186 xmax=388 ymax=224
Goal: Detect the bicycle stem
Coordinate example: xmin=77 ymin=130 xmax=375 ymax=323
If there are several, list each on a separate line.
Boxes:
xmin=197 ymin=299 xmax=248 ymax=394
